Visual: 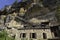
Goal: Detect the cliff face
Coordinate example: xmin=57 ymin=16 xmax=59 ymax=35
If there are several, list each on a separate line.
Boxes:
xmin=0 ymin=0 xmax=59 ymax=28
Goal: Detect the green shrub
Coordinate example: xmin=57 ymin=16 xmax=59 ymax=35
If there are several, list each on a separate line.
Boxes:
xmin=0 ymin=30 xmax=15 ymax=40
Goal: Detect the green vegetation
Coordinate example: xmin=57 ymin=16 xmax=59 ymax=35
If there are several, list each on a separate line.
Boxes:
xmin=0 ymin=30 xmax=15 ymax=40
xmin=56 ymin=5 xmax=60 ymax=23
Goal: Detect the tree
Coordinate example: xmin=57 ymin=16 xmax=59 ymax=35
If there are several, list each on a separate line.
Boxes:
xmin=0 ymin=30 xmax=15 ymax=40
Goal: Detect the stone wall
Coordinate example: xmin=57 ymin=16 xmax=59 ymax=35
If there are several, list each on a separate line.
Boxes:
xmin=15 ymin=29 xmax=53 ymax=40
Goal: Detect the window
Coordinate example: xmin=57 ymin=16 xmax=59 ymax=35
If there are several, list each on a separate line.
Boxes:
xmin=43 ymin=33 xmax=47 ymax=39
xmin=7 ymin=27 xmax=12 ymax=29
xmin=20 ymin=33 xmax=26 ymax=38
xmin=30 ymin=33 xmax=36 ymax=39
xmin=22 ymin=33 xmax=26 ymax=38
xmin=51 ymin=27 xmax=59 ymax=37
xmin=12 ymin=35 xmax=16 ymax=38
xmin=41 ymin=22 xmax=49 ymax=27
xmin=54 ymin=32 xmax=59 ymax=37
xmin=20 ymin=33 xmax=21 ymax=38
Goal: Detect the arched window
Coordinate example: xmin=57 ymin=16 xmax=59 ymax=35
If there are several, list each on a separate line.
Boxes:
xmin=20 ymin=33 xmax=26 ymax=38
xmin=30 ymin=33 xmax=36 ymax=39
xmin=43 ymin=33 xmax=47 ymax=39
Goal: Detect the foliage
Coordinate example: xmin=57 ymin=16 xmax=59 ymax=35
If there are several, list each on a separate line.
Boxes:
xmin=0 ymin=30 xmax=15 ymax=40
xmin=56 ymin=5 xmax=60 ymax=23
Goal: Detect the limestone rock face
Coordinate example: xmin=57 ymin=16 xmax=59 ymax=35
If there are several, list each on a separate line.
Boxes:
xmin=12 ymin=12 xmax=17 ymax=17
xmin=6 ymin=20 xmax=24 ymax=28
xmin=29 ymin=18 xmax=49 ymax=24
xmin=19 ymin=8 xmax=27 ymax=16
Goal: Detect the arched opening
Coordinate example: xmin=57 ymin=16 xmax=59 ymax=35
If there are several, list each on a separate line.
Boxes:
xmin=43 ymin=33 xmax=47 ymax=39
xmin=20 ymin=33 xmax=26 ymax=38
xmin=30 ymin=33 xmax=36 ymax=39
